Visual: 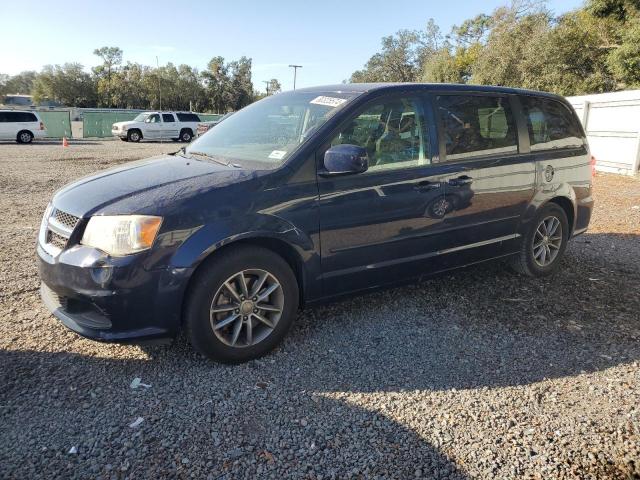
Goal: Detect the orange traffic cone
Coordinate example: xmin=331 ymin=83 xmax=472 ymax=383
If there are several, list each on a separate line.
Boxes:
xmin=62 ymin=137 xmax=69 ymax=147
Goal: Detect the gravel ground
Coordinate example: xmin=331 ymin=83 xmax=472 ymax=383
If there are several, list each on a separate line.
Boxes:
xmin=1 ymin=139 xmax=639 ymax=479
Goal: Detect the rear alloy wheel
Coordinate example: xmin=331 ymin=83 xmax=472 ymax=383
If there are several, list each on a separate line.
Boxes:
xmin=180 ymin=129 xmax=193 ymax=142
xmin=510 ymin=203 xmax=569 ymax=277
xmin=185 ymin=246 xmax=299 ymax=363
xmin=17 ymin=131 xmax=33 ymax=144
xmin=127 ymin=130 xmax=141 ymax=142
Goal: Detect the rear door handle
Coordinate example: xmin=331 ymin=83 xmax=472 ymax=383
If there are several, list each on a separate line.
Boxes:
xmin=448 ymin=176 xmax=473 ymax=186
xmin=413 ymin=180 xmax=441 ymax=191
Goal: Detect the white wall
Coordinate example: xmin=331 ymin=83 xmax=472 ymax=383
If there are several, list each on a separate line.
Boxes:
xmin=567 ymin=90 xmax=640 ymax=175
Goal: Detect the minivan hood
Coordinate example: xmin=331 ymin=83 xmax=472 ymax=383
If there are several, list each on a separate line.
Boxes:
xmin=53 ymin=154 xmax=254 ymax=217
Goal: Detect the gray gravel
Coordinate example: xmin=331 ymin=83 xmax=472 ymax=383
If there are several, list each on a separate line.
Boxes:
xmin=1 ymin=139 xmax=639 ymax=479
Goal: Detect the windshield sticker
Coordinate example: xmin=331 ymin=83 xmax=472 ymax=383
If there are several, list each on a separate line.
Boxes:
xmin=310 ymin=96 xmax=347 ymax=108
xmin=268 ymin=150 xmax=287 ymax=160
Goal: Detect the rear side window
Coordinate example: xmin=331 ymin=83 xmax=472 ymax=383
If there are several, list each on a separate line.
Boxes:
xmin=4 ymin=111 xmax=37 ymax=122
xmin=162 ymin=113 xmax=175 ymax=122
xmin=176 ymin=113 xmax=200 ymax=122
xmin=520 ymin=96 xmax=583 ymax=151
xmin=437 ymin=95 xmax=518 ymax=160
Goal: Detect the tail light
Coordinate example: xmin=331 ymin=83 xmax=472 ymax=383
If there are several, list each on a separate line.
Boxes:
xmin=590 ymin=155 xmax=596 ymax=178
xmin=39 ymin=121 xmax=44 ymax=130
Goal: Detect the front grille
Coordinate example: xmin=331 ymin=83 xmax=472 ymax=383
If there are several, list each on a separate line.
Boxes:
xmin=40 ymin=206 xmax=80 ymax=256
xmin=47 ymin=230 xmax=68 ymax=250
xmin=52 ymin=209 xmax=79 ymax=230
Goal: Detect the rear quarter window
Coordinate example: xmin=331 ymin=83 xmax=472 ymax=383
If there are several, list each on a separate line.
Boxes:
xmin=177 ymin=113 xmax=200 ymax=122
xmin=520 ymin=96 xmax=584 ymax=151
xmin=6 ymin=112 xmax=38 ymax=122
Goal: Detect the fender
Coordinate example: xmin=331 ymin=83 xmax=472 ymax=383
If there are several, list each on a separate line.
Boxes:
xmin=167 ymin=212 xmax=321 ymax=302
xmin=517 ymin=181 xmax=578 ymax=238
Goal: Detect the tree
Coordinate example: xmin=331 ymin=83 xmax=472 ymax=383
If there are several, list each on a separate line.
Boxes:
xmin=202 ymin=56 xmax=229 ymax=112
xmin=351 ymin=27 xmax=441 ymax=83
xmin=227 ymin=57 xmax=254 ymax=109
xmin=32 ymin=63 xmax=97 ymax=106
xmin=93 ymin=46 xmax=123 ymax=107
xmin=0 ymin=71 xmax=37 ymax=95
xmin=266 ymin=78 xmax=281 ymax=95
xmin=110 ymin=62 xmax=152 ymax=109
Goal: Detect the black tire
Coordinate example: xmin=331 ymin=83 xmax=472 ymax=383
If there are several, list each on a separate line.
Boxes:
xmin=127 ymin=129 xmax=142 ymax=142
xmin=179 ymin=129 xmax=193 ymax=142
xmin=17 ymin=130 xmax=33 ymax=144
xmin=185 ymin=245 xmax=299 ymax=363
xmin=510 ymin=202 xmax=569 ymax=277
xmin=120 ymin=137 xmax=128 ymax=142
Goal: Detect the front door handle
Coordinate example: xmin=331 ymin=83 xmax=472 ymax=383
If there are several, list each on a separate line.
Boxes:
xmin=448 ymin=176 xmax=473 ymax=187
xmin=413 ymin=180 xmax=441 ymax=191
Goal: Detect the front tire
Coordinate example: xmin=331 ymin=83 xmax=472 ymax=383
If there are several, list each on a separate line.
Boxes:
xmin=510 ymin=202 xmax=569 ymax=277
xmin=17 ymin=130 xmax=33 ymax=144
xmin=127 ymin=129 xmax=142 ymax=142
xmin=185 ymin=246 xmax=299 ymax=363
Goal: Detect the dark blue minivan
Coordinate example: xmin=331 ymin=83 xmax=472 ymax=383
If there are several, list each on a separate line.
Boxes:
xmin=37 ymin=83 xmax=594 ymax=363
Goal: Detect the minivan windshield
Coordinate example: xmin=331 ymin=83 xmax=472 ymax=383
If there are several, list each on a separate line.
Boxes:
xmin=133 ymin=113 xmax=150 ymax=122
xmin=186 ymin=91 xmax=359 ymax=168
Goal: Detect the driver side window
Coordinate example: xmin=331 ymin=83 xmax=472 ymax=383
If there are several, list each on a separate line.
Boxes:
xmin=331 ymin=96 xmax=430 ymax=172
xmin=146 ymin=114 xmax=160 ymax=123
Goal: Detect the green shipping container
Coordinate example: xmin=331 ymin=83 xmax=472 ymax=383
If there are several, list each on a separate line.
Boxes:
xmin=83 ymin=111 xmax=139 ymax=138
xmin=38 ymin=111 xmax=72 ymax=138
xmin=198 ymin=114 xmax=223 ymax=122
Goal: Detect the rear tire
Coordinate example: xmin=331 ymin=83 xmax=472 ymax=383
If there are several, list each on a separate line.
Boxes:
xmin=179 ymin=129 xmax=193 ymax=142
xmin=127 ymin=129 xmax=142 ymax=142
xmin=510 ymin=202 xmax=569 ymax=277
xmin=17 ymin=130 xmax=33 ymax=144
xmin=185 ymin=246 xmax=299 ymax=363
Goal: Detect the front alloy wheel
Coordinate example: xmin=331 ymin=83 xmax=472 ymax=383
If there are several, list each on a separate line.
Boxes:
xmin=185 ymin=245 xmax=299 ymax=363
xmin=210 ymin=269 xmax=284 ymax=348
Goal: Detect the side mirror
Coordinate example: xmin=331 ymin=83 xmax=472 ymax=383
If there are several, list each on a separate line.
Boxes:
xmin=322 ymin=144 xmax=369 ymax=176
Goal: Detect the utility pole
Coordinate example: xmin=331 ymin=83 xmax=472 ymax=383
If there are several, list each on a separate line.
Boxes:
xmin=262 ymin=80 xmax=270 ymax=96
xmin=156 ymin=56 xmax=162 ymax=110
xmin=288 ymin=64 xmax=302 ymax=90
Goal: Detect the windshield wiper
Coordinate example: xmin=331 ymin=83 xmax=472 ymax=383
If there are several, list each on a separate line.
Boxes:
xmin=186 ymin=150 xmax=231 ymax=167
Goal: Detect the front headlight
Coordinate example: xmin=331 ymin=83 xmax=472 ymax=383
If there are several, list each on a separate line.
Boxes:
xmin=81 ymin=215 xmax=162 ymax=256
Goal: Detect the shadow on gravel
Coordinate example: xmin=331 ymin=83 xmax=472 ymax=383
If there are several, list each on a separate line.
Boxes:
xmin=1 ymin=232 xmax=638 ymax=478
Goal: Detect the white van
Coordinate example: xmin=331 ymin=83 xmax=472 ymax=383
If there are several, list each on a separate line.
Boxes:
xmin=0 ymin=110 xmax=47 ymax=143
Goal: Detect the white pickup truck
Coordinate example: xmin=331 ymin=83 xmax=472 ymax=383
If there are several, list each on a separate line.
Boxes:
xmin=112 ymin=111 xmax=201 ymax=142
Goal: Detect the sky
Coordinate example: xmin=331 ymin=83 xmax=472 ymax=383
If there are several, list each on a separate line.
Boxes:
xmin=1 ymin=0 xmax=584 ymax=92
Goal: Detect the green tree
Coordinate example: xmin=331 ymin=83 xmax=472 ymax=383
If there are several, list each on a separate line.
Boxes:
xmin=0 ymin=71 xmax=37 ymax=95
xmin=32 ymin=63 xmax=97 ymax=106
xmin=266 ymin=78 xmax=282 ymax=95
xmin=226 ymin=56 xmax=253 ymax=110
xmin=93 ymin=46 xmax=123 ymax=107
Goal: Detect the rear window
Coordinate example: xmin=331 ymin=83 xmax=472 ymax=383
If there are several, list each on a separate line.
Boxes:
xmin=2 ymin=111 xmax=38 ymax=122
xmin=162 ymin=113 xmax=175 ymax=122
xmin=437 ymin=95 xmax=518 ymax=161
xmin=520 ymin=96 xmax=584 ymax=151
xmin=176 ymin=113 xmax=200 ymax=122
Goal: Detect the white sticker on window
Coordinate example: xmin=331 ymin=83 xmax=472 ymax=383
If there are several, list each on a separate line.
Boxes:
xmin=310 ymin=96 xmax=347 ymax=108
xmin=268 ymin=150 xmax=287 ymax=160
